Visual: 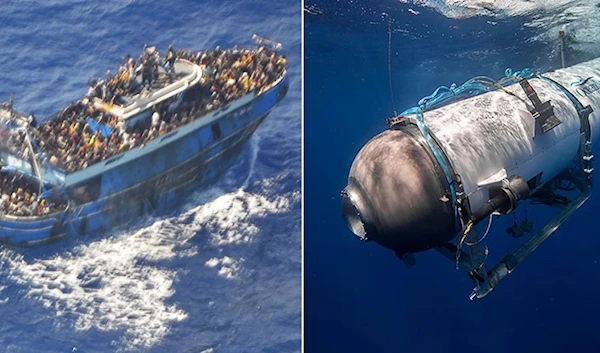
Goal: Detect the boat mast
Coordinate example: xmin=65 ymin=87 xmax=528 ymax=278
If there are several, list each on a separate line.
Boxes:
xmin=23 ymin=129 xmax=43 ymax=195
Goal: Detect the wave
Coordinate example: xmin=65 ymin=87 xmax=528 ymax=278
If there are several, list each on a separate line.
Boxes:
xmin=399 ymin=0 xmax=583 ymax=19
xmin=399 ymin=0 xmax=600 ymax=57
xmin=0 ymin=171 xmax=298 ymax=351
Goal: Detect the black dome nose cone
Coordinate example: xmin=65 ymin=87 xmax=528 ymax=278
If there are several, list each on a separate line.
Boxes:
xmin=342 ymin=124 xmax=457 ymax=254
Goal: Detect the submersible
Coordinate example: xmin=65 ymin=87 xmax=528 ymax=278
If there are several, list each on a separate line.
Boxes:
xmin=342 ymin=57 xmax=600 ymax=299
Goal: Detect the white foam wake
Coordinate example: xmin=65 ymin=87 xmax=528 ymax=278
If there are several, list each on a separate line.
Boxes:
xmin=202 ymin=187 xmax=296 ymax=247
xmin=0 ymin=285 xmax=7 ymax=304
xmin=205 ymin=256 xmax=245 ymax=279
xmin=242 ymin=133 xmax=262 ymax=188
xmin=0 ymin=175 xmax=297 ymax=351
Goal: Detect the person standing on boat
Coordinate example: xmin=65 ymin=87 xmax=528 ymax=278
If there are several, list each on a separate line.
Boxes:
xmin=86 ymin=81 xmax=96 ymax=99
xmin=127 ymin=57 xmax=136 ymax=85
xmin=115 ymin=118 xmax=126 ymax=137
xmin=27 ymin=113 xmax=37 ymax=128
xmin=105 ymin=70 xmax=113 ymax=84
xmin=142 ymin=59 xmax=153 ymax=88
xmin=152 ymin=60 xmax=159 ymax=83
xmin=166 ymin=45 xmax=176 ymax=74
xmin=139 ymin=44 xmax=149 ymax=64
xmin=151 ymin=107 xmax=160 ymax=129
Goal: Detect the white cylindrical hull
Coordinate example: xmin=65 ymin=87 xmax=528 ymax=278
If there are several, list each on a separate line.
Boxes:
xmin=423 ymin=58 xmax=600 ymax=211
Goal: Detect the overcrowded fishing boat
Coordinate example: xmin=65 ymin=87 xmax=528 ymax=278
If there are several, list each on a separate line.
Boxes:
xmin=0 ymin=34 xmax=288 ymax=244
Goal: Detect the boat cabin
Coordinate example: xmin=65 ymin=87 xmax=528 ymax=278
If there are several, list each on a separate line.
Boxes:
xmin=91 ymin=59 xmax=202 ymax=129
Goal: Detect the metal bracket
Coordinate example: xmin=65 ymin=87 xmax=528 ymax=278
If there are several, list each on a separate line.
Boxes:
xmin=518 ymin=78 xmax=562 ymax=133
xmin=437 ymin=168 xmax=592 ymax=300
xmin=385 ymin=115 xmax=405 ymax=127
xmin=482 ymin=178 xmax=590 ymax=298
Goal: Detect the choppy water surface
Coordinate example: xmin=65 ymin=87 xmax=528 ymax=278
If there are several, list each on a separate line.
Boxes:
xmin=0 ymin=1 xmax=301 ymax=352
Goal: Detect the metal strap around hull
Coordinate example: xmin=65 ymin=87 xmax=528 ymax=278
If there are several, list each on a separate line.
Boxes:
xmin=538 ymin=75 xmax=594 ymax=183
xmin=399 ymin=108 xmax=465 ymax=233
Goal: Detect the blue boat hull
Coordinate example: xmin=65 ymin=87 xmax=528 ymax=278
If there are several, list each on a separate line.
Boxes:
xmin=0 ymin=75 xmax=288 ymax=244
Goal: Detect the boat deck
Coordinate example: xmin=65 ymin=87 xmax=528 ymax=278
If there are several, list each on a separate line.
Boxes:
xmin=0 ymin=42 xmax=287 ymax=220
xmin=93 ymin=60 xmax=202 ymax=121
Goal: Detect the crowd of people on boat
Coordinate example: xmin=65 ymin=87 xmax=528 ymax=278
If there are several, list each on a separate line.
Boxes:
xmin=0 ymin=42 xmax=286 ymax=217
xmin=0 ymin=128 xmax=27 ymax=158
xmin=0 ymin=169 xmax=65 ymax=217
xmin=176 ymin=44 xmax=287 ymax=107
xmin=12 ymin=43 xmax=287 ymax=174
xmin=86 ymin=45 xmax=174 ymax=106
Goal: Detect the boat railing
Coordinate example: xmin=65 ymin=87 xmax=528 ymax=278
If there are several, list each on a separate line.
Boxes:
xmin=63 ymin=89 xmax=258 ymax=186
xmin=0 ymin=207 xmax=67 ymax=222
xmin=94 ymin=59 xmax=201 ymax=120
xmin=257 ymin=69 xmax=287 ymax=96
xmin=0 ymin=194 xmax=70 ymax=221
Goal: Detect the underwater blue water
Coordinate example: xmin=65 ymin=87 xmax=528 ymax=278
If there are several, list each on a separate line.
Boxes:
xmin=0 ymin=1 xmax=301 ymax=352
xmin=305 ymin=1 xmax=600 ymax=352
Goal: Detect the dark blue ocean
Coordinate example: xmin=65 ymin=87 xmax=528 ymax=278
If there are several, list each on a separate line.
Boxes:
xmin=306 ymin=1 xmax=600 ymax=352
xmin=0 ymin=1 xmax=301 ymax=352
